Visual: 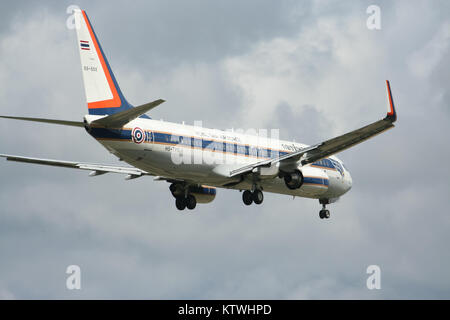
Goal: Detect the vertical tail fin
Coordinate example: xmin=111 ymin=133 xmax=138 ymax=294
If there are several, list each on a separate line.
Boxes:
xmin=74 ymin=9 xmax=132 ymax=116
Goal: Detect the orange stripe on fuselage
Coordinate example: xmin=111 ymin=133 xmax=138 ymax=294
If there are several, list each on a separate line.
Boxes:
xmin=82 ymin=11 xmax=121 ymax=109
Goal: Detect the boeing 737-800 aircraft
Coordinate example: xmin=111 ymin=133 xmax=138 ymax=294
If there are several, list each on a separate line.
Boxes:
xmin=0 ymin=9 xmax=397 ymax=219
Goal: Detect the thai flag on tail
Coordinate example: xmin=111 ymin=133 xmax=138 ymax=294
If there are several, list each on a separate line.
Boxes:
xmin=80 ymin=40 xmax=90 ymax=51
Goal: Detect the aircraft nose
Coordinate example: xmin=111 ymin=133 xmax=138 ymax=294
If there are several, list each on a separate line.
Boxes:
xmin=346 ymin=171 xmax=353 ymax=191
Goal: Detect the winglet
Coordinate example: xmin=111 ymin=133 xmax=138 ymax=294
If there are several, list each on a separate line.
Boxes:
xmin=384 ymin=80 xmax=397 ymax=123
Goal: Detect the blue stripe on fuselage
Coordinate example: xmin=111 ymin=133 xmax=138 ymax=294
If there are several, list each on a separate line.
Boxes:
xmin=303 ymin=177 xmax=329 ymax=186
xmin=90 ymin=128 xmax=289 ymax=159
xmin=90 ymin=128 xmax=335 ymax=173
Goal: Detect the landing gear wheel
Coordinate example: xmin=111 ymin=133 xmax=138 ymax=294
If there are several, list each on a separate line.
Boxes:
xmin=175 ymin=197 xmax=187 ymax=210
xmin=242 ymin=190 xmax=253 ymax=205
xmin=252 ymin=189 xmax=264 ymax=205
xmin=319 ymin=209 xmax=330 ymax=219
xmin=319 ymin=200 xmax=331 ymax=219
xmin=186 ymin=195 xmax=197 ymax=210
xmin=319 ymin=210 xmax=324 ymax=219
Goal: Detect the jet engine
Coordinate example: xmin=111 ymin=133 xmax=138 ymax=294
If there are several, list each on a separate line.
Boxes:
xmin=188 ymin=185 xmax=217 ymax=203
xmin=283 ymin=170 xmax=304 ymax=190
xmin=282 ymin=166 xmax=330 ymax=196
xmin=169 ymin=183 xmax=217 ymax=204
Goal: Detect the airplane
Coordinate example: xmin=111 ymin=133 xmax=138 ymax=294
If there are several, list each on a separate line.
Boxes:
xmin=0 ymin=9 xmax=397 ymax=219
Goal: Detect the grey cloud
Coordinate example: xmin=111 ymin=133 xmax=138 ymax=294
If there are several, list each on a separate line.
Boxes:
xmin=268 ymin=101 xmax=335 ymax=144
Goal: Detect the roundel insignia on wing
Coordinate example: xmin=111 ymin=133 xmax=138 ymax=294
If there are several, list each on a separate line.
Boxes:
xmin=132 ymin=127 xmax=145 ymax=144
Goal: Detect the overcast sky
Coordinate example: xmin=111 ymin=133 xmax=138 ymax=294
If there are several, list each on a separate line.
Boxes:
xmin=0 ymin=0 xmax=449 ymax=299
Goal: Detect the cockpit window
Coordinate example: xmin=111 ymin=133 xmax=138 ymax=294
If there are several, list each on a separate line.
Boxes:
xmin=330 ymin=159 xmax=344 ymax=176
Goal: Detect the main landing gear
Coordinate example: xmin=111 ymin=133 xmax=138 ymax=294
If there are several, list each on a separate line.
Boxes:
xmin=319 ymin=203 xmax=331 ymax=219
xmin=175 ymin=194 xmax=197 ymax=211
xmin=242 ymin=189 xmax=264 ymax=206
xmin=170 ymin=183 xmax=197 ymax=211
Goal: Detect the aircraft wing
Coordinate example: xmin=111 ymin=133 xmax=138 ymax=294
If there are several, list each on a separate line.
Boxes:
xmin=229 ymin=145 xmax=317 ymax=177
xmin=229 ymin=80 xmax=397 ymax=177
xmin=299 ymin=119 xmax=394 ymax=165
xmin=0 ymin=154 xmax=150 ymax=179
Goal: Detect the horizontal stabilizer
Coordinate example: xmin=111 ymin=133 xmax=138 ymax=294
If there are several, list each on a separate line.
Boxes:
xmin=91 ymin=99 xmax=165 ymax=128
xmin=0 ymin=116 xmax=84 ymax=127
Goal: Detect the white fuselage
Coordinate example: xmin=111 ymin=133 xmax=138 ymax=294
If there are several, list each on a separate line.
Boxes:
xmin=85 ymin=115 xmax=352 ymax=200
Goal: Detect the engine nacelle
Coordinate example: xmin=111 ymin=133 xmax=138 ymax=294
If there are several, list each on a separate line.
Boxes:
xmin=283 ymin=170 xmax=304 ymax=190
xmin=297 ymin=166 xmax=330 ymax=196
xmin=283 ymin=166 xmax=330 ymax=196
xmin=169 ymin=184 xmax=217 ymax=204
xmin=189 ymin=185 xmax=217 ymax=204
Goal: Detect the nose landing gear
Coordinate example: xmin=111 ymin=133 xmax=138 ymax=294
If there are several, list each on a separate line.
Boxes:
xmin=319 ymin=203 xmax=330 ymax=219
